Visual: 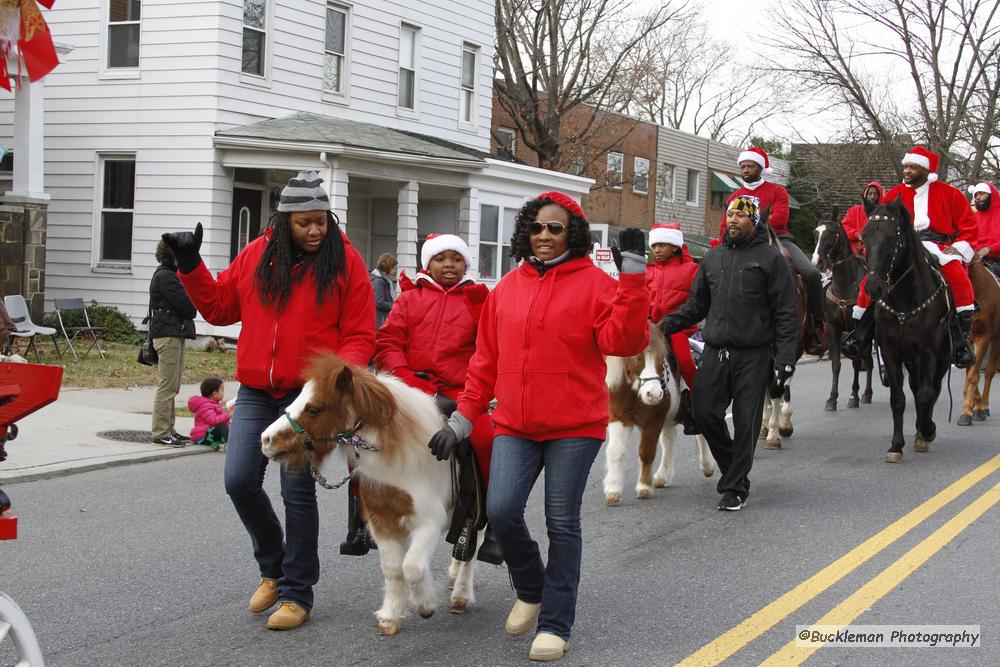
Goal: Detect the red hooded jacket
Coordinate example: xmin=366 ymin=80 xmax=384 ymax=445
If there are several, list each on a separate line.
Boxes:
xmin=375 ymin=273 xmax=486 ymax=400
xmin=179 ymin=230 xmax=375 ymax=397
xmin=646 ymin=245 xmax=698 ymax=323
xmin=457 ymin=257 xmax=650 ymax=441
xmin=973 ymin=183 xmax=1000 ymax=260
xmin=719 ymin=180 xmax=790 ymax=237
xmin=840 ymin=181 xmax=884 ymax=254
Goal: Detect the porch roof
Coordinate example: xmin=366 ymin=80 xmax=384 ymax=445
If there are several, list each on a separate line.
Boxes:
xmin=214 ymin=112 xmax=489 ymax=165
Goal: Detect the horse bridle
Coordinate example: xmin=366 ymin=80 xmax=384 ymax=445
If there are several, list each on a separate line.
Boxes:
xmin=282 ymin=411 xmax=378 ymax=489
xmin=636 ymin=364 xmax=669 ymax=394
xmin=819 ymin=222 xmax=857 ymax=269
xmin=867 ymin=213 xmax=945 ymax=324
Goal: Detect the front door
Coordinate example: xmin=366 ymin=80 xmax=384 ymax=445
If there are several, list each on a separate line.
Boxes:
xmin=230 ymin=188 xmax=263 ymax=261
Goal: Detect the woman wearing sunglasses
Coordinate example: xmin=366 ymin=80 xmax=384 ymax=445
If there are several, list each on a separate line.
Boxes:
xmin=428 ymin=191 xmax=650 ymax=661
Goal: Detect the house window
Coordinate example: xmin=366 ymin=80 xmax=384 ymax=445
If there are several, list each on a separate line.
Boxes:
xmin=633 ymin=157 xmax=650 ymax=195
xmin=242 ymin=0 xmax=267 ymax=76
xmin=324 ymin=4 xmax=348 ymax=94
xmin=686 ymin=169 xmax=700 ymax=205
xmin=99 ymin=157 xmax=136 ymax=263
xmin=659 ymin=163 xmax=675 ymax=201
xmin=607 ymin=152 xmax=624 ymax=189
xmin=398 ymin=25 xmax=419 ymax=109
xmin=108 ymin=0 xmax=141 ymax=68
xmin=460 ymin=44 xmax=478 ymax=124
xmin=711 ymin=190 xmax=727 ymax=209
xmin=478 ymin=204 xmax=517 ymax=280
xmin=495 ymin=127 xmax=515 ymax=160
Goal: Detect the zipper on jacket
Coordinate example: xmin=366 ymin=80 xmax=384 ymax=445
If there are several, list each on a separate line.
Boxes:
xmin=723 ymin=249 xmax=738 ymax=342
xmin=520 ymin=273 xmax=546 ymax=428
xmin=268 ymin=319 xmax=279 ymax=389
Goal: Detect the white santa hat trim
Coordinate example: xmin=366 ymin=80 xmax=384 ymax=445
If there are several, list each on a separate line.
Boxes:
xmin=901 ymin=152 xmax=930 ymax=171
xmin=420 ymin=233 xmax=472 ymax=270
xmin=738 ymin=148 xmax=773 ymax=175
xmin=649 ymin=223 xmax=683 ymax=248
xmin=968 ymin=183 xmax=991 ymax=195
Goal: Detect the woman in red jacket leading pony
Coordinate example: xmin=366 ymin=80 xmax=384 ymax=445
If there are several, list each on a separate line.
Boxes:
xmin=162 ymin=171 xmax=376 ymax=632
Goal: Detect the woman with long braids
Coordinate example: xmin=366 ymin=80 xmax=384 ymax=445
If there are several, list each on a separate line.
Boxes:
xmin=162 ymin=171 xmax=375 ymax=631
xmin=428 ymin=191 xmax=650 ymax=661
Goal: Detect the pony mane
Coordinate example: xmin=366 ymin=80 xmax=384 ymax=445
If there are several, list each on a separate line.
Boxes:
xmin=606 ymin=323 xmax=667 ymax=388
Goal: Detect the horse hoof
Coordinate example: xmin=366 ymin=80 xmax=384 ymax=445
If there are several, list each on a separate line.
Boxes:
xmin=604 ymin=492 xmax=621 ymax=506
xmin=825 ymin=399 xmax=837 ymax=411
xmin=885 ymin=452 xmax=903 ymax=463
xmin=765 ymin=440 xmax=782 ymax=450
xmin=861 ymin=393 xmax=873 ymax=404
xmin=702 ymin=467 xmax=715 ymax=477
xmin=449 ymin=598 xmax=468 ymax=615
xmin=653 ymin=476 xmax=668 ymax=488
xmin=914 ymin=440 xmax=929 ymax=453
xmin=378 ymin=620 xmax=400 ymax=635
xmin=778 ymin=426 xmax=794 ymax=438
xmin=974 ymin=409 xmax=987 ymax=422
xmin=987 ymin=409 xmax=992 ymax=417
xmin=847 ymin=398 xmax=860 ymax=409
xmin=418 ymin=607 xmax=435 ymax=619
xmin=636 ymin=488 xmax=652 ymax=500
xmin=957 ymin=414 xmax=973 ymax=426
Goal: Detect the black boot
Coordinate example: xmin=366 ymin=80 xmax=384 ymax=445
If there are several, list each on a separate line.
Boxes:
xmin=476 ymin=524 xmax=503 ymax=565
xmin=805 ymin=316 xmax=829 ymax=357
xmin=340 ymin=481 xmax=376 ymax=556
xmin=841 ymin=309 xmax=874 ymax=360
xmin=677 ymin=388 xmax=700 ymax=435
xmin=953 ymin=310 xmax=976 ymax=369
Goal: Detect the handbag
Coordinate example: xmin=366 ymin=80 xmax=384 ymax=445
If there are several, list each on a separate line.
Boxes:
xmin=137 ymin=306 xmax=158 ymax=366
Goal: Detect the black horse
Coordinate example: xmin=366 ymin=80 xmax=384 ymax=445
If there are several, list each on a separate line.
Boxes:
xmin=812 ymin=214 xmax=874 ymax=411
xmin=861 ymin=199 xmax=951 ymax=462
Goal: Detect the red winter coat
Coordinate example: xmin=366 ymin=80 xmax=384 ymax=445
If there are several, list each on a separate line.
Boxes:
xmin=719 ymin=180 xmax=790 ymax=237
xmin=188 ymin=395 xmax=230 ymax=441
xmin=840 ymin=181 xmax=884 ymax=254
xmin=375 ymin=273 xmax=487 ymax=400
xmin=973 ymin=183 xmax=1000 ymax=260
xmin=883 ymin=180 xmax=978 ymax=262
xmin=457 ymin=257 xmax=650 ymax=441
xmin=179 ymin=230 xmax=375 ymax=397
xmin=646 ymin=245 xmax=698 ymax=324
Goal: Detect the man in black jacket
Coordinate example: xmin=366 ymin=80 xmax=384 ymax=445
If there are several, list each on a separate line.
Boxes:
xmin=660 ymin=196 xmax=798 ymax=511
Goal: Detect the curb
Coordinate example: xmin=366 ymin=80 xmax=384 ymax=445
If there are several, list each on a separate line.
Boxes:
xmin=0 ymin=446 xmax=216 ymax=485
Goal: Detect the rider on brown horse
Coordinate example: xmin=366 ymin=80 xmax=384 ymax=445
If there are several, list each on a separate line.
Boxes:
xmin=970 ymin=182 xmax=1000 ymax=273
xmin=840 ymin=181 xmax=883 ymax=257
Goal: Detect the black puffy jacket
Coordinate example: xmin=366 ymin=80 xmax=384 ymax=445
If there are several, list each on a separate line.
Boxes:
xmin=660 ymin=223 xmax=799 ymax=366
xmin=149 ymin=264 xmax=197 ymax=339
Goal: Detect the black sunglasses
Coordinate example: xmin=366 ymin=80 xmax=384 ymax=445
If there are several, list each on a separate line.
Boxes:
xmin=529 ymin=221 xmax=568 ymax=236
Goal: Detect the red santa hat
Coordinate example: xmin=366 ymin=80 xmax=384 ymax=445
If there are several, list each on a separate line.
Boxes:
xmin=420 ymin=233 xmax=472 ymax=270
xmin=537 ymin=191 xmax=588 ymax=221
xmin=737 ymin=147 xmax=773 ymax=175
xmin=901 ymin=146 xmax=939 ymax=182
xmin=649 ymin=222 xmax=683 ymax=248
xmin=968 ymin=182 xmax=991 ymax=196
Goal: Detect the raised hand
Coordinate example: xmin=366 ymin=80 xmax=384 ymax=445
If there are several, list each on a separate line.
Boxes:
xmin=161 ymin=222 xmax=204 ymax=273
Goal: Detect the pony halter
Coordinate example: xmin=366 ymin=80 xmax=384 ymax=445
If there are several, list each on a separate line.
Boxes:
xmin=282 ymin=412 xmax=378 ymax=490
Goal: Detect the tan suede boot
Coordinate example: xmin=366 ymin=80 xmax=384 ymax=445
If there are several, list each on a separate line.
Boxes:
xmin=266 ymin=601 xmax=310 ymax=630
xmin=504 ymin=599 xmax=541 ymax=637
xmin=528 ymin=632 xmax=570 ymax=661
xmin=248 ymin=578 xmax=278 ymax=613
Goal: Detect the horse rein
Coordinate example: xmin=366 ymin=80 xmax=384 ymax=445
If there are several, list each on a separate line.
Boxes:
xmin=282 ymin=412 xmax=378 ymax=490
xmin=867 ymin=213 xmax=944 ymax=324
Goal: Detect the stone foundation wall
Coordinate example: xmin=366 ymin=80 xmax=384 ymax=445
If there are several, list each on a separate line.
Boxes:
xmin=0 ymin=198 xmax=48 ymax=321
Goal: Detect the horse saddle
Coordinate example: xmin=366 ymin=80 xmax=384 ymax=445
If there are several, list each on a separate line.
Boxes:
xmin=446 ymin=440 xmax=488 ymax=562
xmin=984 ymin=258 xmax=1000 ymax=281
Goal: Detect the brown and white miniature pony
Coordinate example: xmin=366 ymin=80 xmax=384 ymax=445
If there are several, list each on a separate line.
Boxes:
xmin=260 ymin=353 xmax=479 ymax=635
xmin=604 ymin=324 xmax=715 ymax=505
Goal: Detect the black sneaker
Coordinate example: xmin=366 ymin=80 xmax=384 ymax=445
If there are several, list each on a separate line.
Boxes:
xmin=171 ymin=433 xmax=191 ymax=443
xmin=152 ymin=434 xmax=186 ymax=448
xmin=717 ymin=491 xmax=747 ymax=511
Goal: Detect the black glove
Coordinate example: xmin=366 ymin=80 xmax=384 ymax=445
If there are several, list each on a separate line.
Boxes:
xmin=776 ymin=363 xmax=795 ymax=388
xmin=612 ymin=227 xmax=647 ymax=273
xmin=161 ymin=222 xmax=204 ymax=274
xmin=428 ymin=426 xmax=459 ymax=461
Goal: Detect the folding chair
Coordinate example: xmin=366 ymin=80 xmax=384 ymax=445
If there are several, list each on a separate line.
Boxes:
xmin=2 ymin=295 xmax=62 ymax=363
xmin=53 ymin=298 xmax=106 ymax=361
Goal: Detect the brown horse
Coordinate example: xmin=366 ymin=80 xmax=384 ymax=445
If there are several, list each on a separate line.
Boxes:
xmin=603 ymin=323 xmax=714 ymax=505
xmin=260 ymin=354 xmax=481 ymax=635
xmin=958 ymin=260 xmax=1000 ymax=425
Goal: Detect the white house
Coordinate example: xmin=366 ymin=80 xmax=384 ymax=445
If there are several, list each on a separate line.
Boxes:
xmin=0 ymin=0 xmax=589 ymax=336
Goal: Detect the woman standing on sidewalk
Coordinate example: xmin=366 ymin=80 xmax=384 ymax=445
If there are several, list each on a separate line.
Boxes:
xmin=162 ymin=171 xmax=375 ymax=631
xmin=148 ymin=241 xmax=196 ymax=447
xmin=428 ymin=192 xmax=650 ymax=661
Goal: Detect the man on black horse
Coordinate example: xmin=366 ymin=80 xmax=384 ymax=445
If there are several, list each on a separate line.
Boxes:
xmin=970 ymin=182 xmax=1000 ymax=274
xmin=842 ymin=146 xmax=977 ymax=368
xmin=721 ymin=147 xmax=827 ymax=354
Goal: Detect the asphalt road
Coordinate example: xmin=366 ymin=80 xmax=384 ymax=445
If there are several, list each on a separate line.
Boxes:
xmin=2 ymin=360 xmax=999 ymax=667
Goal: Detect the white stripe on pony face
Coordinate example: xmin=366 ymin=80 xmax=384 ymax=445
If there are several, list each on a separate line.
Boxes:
xmin=633 ymin=347 xmax=665 ymax=406
xmin=811 ymin=224 xmax=826 ymax=266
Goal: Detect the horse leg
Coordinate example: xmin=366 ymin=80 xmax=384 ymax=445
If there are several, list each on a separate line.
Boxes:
xmin=759 ymin=395 xmax=771 ymax=440
xmin=826 ymin=333 xmax=841 ymax=411
xmin=765 ymin=393 xmax=783 ymax=450
xmin=778 ymin=382 xmax=794 ymax=438
xmin=980 ymin=343 xmax=1000 ymax=418
xmin=402 ymin=520 xmax=442 ymax=620
xmin=694 ymin=433 xmax=716 ymax=477
xmin=882 ymin=355 xmax=906 ymax=462
xmin=636 ymin=422 xmax=661 ymax=499
xmin=653 ymin=423 xmax=677 ymax=488
xmin=959 ymin=336 xmax=986 ymax=425
xmin=847 ymin=357 xmax=861 ymax=409
xmin=449 ymin=551 xmax=477 ymax=614
xmin=911 ymin=356 xmax=941 ymax=453
xmin=861 ymin=346 xmax=874 ymax=404
xmin=603 ymin=421 xmax=629 ymax=506
xmin=375 ymin=537 xmax=407 ymax=635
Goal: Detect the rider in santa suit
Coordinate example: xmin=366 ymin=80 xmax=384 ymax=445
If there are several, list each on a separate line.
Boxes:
xmin=842 ymin=146 xmax=978 ymax=368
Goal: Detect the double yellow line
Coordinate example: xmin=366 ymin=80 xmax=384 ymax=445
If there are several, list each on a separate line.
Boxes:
xmin=679 ymin=452 xmax=1000 ymax=666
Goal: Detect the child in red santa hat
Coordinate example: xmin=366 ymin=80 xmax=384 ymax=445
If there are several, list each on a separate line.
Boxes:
xmin=646 ymin=223 xmax=700 ymax=434
xmin=374 ymin=233 xmax=501 ymax=564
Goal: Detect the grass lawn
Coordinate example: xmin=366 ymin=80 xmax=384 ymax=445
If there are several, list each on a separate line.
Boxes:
xmin=12 ymin=341 xmax=238 ymax=389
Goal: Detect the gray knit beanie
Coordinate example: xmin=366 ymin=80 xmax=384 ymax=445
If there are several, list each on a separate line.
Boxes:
xmin=277 ymin=170 xmax=331 ymax=212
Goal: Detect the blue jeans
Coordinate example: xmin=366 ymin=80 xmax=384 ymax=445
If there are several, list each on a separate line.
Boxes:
xmin=223 ymin=386 xmax=319 ymax=610
xmin=486 ymin=435 xmax=601 ymax=641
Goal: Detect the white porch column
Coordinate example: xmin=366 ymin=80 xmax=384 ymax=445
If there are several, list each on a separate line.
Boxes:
xmin=458 ymin=187 xmax=480 ymax=276
xmin=325 ymin=160 xmax=348 ymax=225
xmin=396 ymin=181 xmax=419 ymax=275
xmin=6 ymin=74 xmax=48 ymax=200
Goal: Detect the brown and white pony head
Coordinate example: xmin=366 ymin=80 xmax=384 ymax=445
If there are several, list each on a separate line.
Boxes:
xmin=606 ymin=323 xmax=670 ymax=405
xmin=260 ymin=353 xmax=439 ymax=472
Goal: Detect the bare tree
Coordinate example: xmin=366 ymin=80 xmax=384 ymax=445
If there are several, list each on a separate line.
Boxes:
xmin=494 ymin=0 xmax=686 ymax=171
xmin=769 ymin=0 xmax=1000 ymax=183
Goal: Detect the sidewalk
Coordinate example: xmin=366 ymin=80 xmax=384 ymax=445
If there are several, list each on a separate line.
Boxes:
xmin=0 ymin=381 xmax=240 ymax=484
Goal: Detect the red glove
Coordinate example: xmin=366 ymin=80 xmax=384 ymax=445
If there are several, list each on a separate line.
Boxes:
xmin=393 ymin=367 xmax=437 ymax=395
xmin=397 ymin=270 xmax=415 ymax=292
xmin=463 ymin=284 xmax=489 ymax=322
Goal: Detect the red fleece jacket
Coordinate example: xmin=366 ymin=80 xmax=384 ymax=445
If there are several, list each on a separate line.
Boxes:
xmin=646 ymin=245 xmax=698 ymax=324
xmin=458 ymin=257 xmax=650 ymax=441
xmin=719 ymin=180 xmax=790 ymax=237
xmin=179 ymin=230 xmax=375 ymax=397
